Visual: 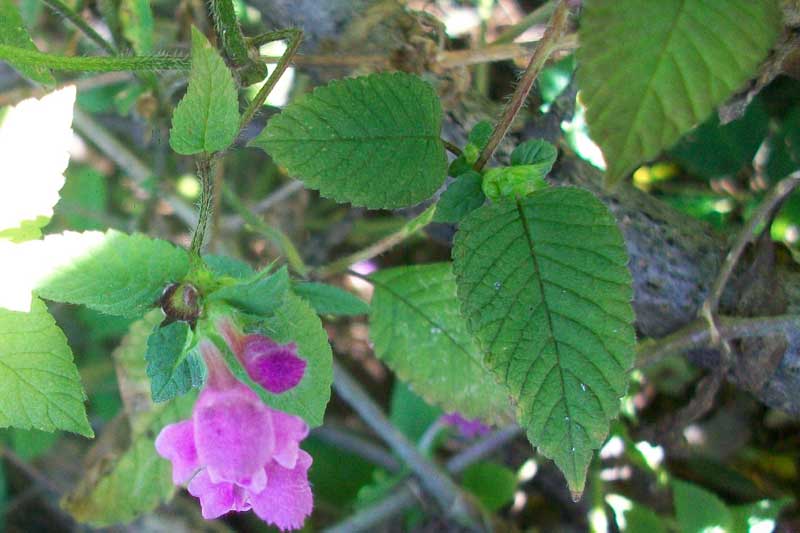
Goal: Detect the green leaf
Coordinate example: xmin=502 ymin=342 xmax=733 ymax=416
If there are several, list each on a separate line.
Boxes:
xmin=145 ymin=321 xmax=204 ymax=402
xmin=293 ymin=282 xmax=369 ymax=316
xmin=217 ymin=292 xmax=333 ymax=427
xmin=250 ymin=72 xmax=447 ymax=209
xmin=0 ymin=86 xmax=74 ymax=238
xmin=370 ymin=263 xmax=512 ymax=423
xmin=578 ymin=0 xmax=782 ymax=185
xmin=389 ymin=381 xmax=442 ymax=443
xmin=670 ymin=98 xmax=769 ymax=179
xmin=203 ymin=254 xmax=254 ymax=279
xmin=120 ymin=0 xmax=154 ymax=54
xmin=730 ymin=498 xmax=791 ymax=533
xmin=452 ymin=187 xmax=635 ymax=496
xmin=434 ymin=171 xmax=485 ymax=224
xmin=62 ymin=395 xmax=195 ymax=526
xmin=482 ymin=165 xmax=550 ymax=202
xmin=54 ymin=167 xmax=109 ymax=231
xmin=0 ymin=297 xmax=92 ymax=437
xmin=208 ymin=266 xmax=290 ymax=316
xmin=35 ymin=230 xmax=190 ymax=317
xmin=461 ymin=461 xmax=517 ymax=512
xmin=511 ymin=139 xmax=558 ymax=169
xmin=169 ymin=27 xmax=239 ymax=155
xmin=606 ymin=494 xmax=667 ymax=533
xmin=672 ymin=479 xmax=733 ymax=533
xmin=0 ymin=0 xmax=54 ymax=84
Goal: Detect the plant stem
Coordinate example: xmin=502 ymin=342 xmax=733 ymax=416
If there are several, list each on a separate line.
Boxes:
xmin=190 ymin=156 xmax=215 ymax=257
xmin=635 ymin=313 xmax=800 ymax=370
xmin=492 ymin=1 xmax=557 ymax=45
xmin=315 ymin=204 xmax=436 ymax=278
xmin=324 ymin=425 xmax=522 ymax=533
xmin=239 ymin=28 xmax=303 ymax=132
xmin=443 ymin=139 xmax=463 ymax=156
xmin=208 ymin=0 xmax=250 ymax=66
xmin=331 ymin=360 xmax=481 ymax=529
xmin=222 ymin=184 xmax=309 ymax=277
xmin=42 ymin=0 xmax=117 ymax=55
xmin=0 ymin=45 xmax=190 ymax=72
xmin=311 ymin=425 xmax=401 ymax=472
xmin=474 ymin=0 xmax=571 ymax=171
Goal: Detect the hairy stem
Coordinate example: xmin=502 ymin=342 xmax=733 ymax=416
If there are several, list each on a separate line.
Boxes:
xmin=190 ymin=156 xmax=215 ymax=258
xmin=474 ymin=0 xmax=571 ymax=171
xmin=208 ymin=0 xmax=250 ymax=66
xmin=42 ymin=0 xmax=117 ymax=55
xmin=0 ymin=45 xmax=190 ymax=72
xmin=239 ymin=28 xmax=303 ymax=131
xmin=493 ymin=0 xmax=557 ymax=45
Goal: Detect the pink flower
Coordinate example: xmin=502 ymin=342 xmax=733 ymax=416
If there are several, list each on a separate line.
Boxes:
xmin=155 ymin=341 xmax=313 ymax=530
xmin=442 ymin=413 xmax=491 ymax=439
xmin=219 ymin=319 xmax=307 ymax=394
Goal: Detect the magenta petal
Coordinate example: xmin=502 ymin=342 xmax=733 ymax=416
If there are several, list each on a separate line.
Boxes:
xmin=194 ymin=384 xmax=275 ymax=485
xmin=251 ymin=451 xmax=313 ymax=531
xmin=155 ymin=420 xmax=199 ymax=484
xmin=442 ymin=413 xmax=491 ymax=439
xmin=187 ymin=470 xmax=237 ymax=519
xmin=271 ymin=410 xmax=309 ymax=469
xmin=250 ymin=347 xmax=306 ymax=394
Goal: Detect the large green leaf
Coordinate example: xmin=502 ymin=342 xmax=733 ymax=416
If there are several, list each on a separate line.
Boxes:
xmin=207 ymin=266 xmax=290 ymax=316
xmin=0 ymin=86 xmax=74 ymax=239
xmin=169 ymin=27 xmax=239 ymax=155
xmin=250 ymin=72 xmax=447 ymax=209
xmin=34 ymin=230 xmax=190 ymax=317
xmin=578 ymin=0 xmax=781 ymax=184
xmin=63 ymin=314 xmax=196 ymax=525
xmin=293 ymin=281 xmax=369 ymax=316
xmin=370 ymin=263 xmax=511 ymax=423
xmin=0 ymin=0 xmax=54 ymax=84
xmin=0 ymin=297 xmax=92 ymax=437
xmin=452 ymin=187 xmax=635 ymax=497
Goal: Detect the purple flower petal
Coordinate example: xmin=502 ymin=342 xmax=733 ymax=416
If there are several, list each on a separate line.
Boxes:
xmin=442 ymin=413 xmax=491 ymax=439
xmin=248 ymin=347 xmax=306 ymax=394
xmin=251 ymin=451 xmax=313 ymax=531
xmin=271 ymin=410 xmax=309 ymax=469
xmin=194 ymin=383 xmax=275 ymax=485
xmin=155 ymin=420 xmax=199 ymax=484
xmin=187 ymin=470 xmax=237 ymax=519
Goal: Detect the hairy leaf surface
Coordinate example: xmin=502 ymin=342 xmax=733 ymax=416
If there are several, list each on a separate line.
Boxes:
xmin=370 ymin=263 xmax=511 ymax=423
xmin=452 ymin=187 xmax=635 ymax=496
xmin=578 ymin=0 xmax=781 ymax=184
xmin=0 ymin=298 xmax=92 ymax=436
xmin=250 ymin=72 xmax=447 ymax=208
xmin=35 ymin=230 xmax=189 ymax=317
xmin=293 ymin=282 xmax=369 ymax=316
xmin=169 ymin=27 xmax=239 ymax=154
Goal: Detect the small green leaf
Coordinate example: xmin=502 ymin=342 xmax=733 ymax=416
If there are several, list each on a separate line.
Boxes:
xmin=461 ymin=462 xmax=517 ymax=512
xmin=293 ymin=282 xmax=369 ymax=316
xmin=203 ymin=254 xmax=255 ymax=279
xmin=434 ymin=171 xmax=485 ymax=224
xmin=62 ymin=394 xmax=195 ymax=526
xmin=120 ymin=0 xmax=154 ymax=54
xmin=34 ymin=230 xmax=190 ymax=317
xmin=251 ymin=72 xmax=447 ymax=209
xmin=145 ymin=321 xmax=204 ymax=402
xmin=452 ymin=187 xmax=635 ymax=496
xmin=208 ymin=266 xmax=289 ymax=316
xmin=578 ymin=0 xmax=782 ymax=184
xmin=54 ymin=167 xmax=108 ymax=231
xmin=672 ymin=479 xmax=733 ymax=533
xmin=370 ymin=263 xmax=511 ymax=423
xmin=169 ymin=27 xmax=239 ymax=155
xmin=468 ymin=120 xmax=493 ymax=149
xmin=0 ymin=0 xmax=54 ymax=84
xmin=730 ymin=498 xmax=791 ymax=533
xmin=0 ymin=86 xmax=74 ymax=237
xmin=511 ymin=139 xmax=558 ymax=168
xmin=216 ymin=292 xmax=333 ymax=427
xmin=482 ymin=165 xmax=550 ymax=201
xmin=0 ymin=297 xmax=92 ymax=437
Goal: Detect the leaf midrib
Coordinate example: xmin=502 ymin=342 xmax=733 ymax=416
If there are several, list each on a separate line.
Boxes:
xmin=514 ymin=199 xmax=577 ymax=479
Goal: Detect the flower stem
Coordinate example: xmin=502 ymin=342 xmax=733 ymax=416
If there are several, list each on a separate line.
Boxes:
xmin=190 ymin=156 xmax=215 ymax=258
xmin=0 ymin=45 xmax=190 ymax=72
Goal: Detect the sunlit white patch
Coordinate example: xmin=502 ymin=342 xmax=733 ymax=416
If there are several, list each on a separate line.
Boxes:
xmin=606 ymin=494 xmax=633 ymax=530
xmin=517 ymin=459 xmax=538 ymax=482
xmin=258 ymin=41 xmax=295 ymax=107
xmin=635 ymin=441 xmax=665 ymax=470
xmin=511 ymin=490 xmax=527 ymax=513
xmin=600 ymin=435 xmax=625 ymax=459
xmin=589 ymin=506 xmax=608 ymax=532
xmin=684 ymin=424 xmax=705 ymax=446
xmin=0 ymin=86 xmax=76 ymax=233
xmin=561 ymin=98 xmax=606 ymax=170
xmin=442 ymin=7 xmax=480 ymax=36
xmin=600 ymin=465 xmax=632 ymax=481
